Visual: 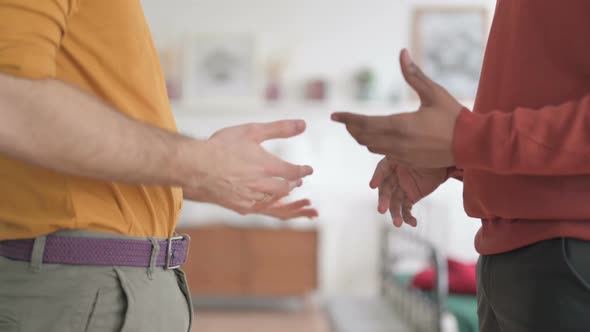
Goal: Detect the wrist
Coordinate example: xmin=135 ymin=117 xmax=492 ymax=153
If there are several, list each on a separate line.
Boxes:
xmin=171 ymin=135 xmax=210 ymax=189
xmin=450 ymin=107 xmax=470 ymax=166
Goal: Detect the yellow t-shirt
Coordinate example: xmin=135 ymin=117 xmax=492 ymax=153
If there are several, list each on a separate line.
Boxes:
xmin=0 ymin=0 xmax=182 ymax=240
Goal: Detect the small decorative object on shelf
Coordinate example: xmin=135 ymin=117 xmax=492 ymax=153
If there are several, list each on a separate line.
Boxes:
xmin=265 ymin=79 xmax=281 ymax=102
xmin=264 ymin=56 xmax=286 ymax=102
xmin=354 ymin=68 xmax=375 ymax=101
xmin=155 ymin=35 xmax=185 ymax=102
xmin=304 ymin=78 xmax=327 ymax=102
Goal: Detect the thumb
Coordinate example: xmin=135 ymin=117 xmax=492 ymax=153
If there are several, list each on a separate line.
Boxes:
xmin=399 ymin=48 xmax=435 ymax=105
xmin=249 ymin=120 xmax=306 ymax=143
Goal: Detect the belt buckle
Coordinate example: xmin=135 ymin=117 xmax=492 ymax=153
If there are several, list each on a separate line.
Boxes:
xmin=165 ymin=234 xmax=190 ymax=270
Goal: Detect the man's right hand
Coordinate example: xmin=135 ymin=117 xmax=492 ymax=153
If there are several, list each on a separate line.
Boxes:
xmin=371 ymin=157 xmax=447 ymax=227
xmin=184 ymin=120 xmax=314 ymax=215
xmin=0 ymin=74 xmax=312 ymax=216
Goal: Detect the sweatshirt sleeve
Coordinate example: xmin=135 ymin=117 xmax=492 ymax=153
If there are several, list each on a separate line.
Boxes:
xmin=453 ymin=95 xmax=590 ymax=175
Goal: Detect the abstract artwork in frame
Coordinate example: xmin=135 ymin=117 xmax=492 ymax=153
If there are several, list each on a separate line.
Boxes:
xmin=412 ymin=7 xmax=488 ymax=101
xmin=189 ymin=34 xmax=258 ymax=108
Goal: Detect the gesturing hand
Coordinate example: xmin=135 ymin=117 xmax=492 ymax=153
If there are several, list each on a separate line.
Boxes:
xmin=258 ymin=198 xmax=318 ymax=221
xmin=184 ymin=120 xmax=314 ymax=216
xmin=332 ymin=49 xmax=463 ymax=168
xmin=371 ymin=157 xmax=447 ymax=227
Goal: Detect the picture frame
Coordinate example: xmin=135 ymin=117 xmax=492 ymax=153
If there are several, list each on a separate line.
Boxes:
xmin=411 ymin=7 xmax=488 ymax=101
xmin=186 ymin=34 xmax=260 ymax=109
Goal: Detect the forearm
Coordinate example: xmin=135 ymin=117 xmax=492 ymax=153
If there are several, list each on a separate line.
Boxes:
xmin=453 ymin=96 xmax=590 ymax=175
xmin=0 ymin=74 xmax=207 ymax=187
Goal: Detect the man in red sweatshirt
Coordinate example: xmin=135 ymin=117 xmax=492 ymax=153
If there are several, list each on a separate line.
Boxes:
xmin=333 ymin=1 xmax=590 ymax=331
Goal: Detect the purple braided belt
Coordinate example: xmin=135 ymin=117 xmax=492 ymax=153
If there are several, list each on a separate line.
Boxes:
xmin=0 ymin=234 xmax=190 ymax=269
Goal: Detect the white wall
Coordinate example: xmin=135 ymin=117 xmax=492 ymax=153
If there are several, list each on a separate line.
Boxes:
xmin=141 ymin=0 xmax=494 ymax=297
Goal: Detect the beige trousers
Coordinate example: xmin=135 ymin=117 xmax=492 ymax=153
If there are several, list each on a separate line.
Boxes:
xmin=0 ymin=231 xmax=193 ymax=332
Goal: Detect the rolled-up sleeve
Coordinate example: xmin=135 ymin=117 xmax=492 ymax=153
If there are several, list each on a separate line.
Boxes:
xmin=0 ymin=0 xmax=77 ymax=78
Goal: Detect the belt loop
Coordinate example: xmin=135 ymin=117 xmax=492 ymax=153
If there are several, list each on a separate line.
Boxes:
xmin=29 ymin=235 xmax=47 ymax=273
xmin=148 ymin=238 xmax=160 ymax=280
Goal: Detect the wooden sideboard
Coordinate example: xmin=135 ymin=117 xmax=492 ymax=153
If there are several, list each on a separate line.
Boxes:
xmin=177 ymin=224 xmax=318 ymax=297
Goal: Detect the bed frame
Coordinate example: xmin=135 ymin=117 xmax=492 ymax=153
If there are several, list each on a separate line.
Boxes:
xmin=379 ymin=224 xmax=449 ymax=332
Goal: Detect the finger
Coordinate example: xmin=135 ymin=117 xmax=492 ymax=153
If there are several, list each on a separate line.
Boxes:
xmin=378 ymin=174 xmax=398 ymax=214
xmin=251 ymin=197 xmax=277 ymax=212
xmin=331 ymin=112 xmax=367 ymax=126
xmin=354 ymin=133 xmax=401 ymax=153
xmin=234 ymin=184 xmax=266 ymax=202
xmin=370 ymin=158 xmax=394 ymax=189
xmin=344 ymin=124 xmax=385 ymax=149
xmin=344 ymin=123 xmax=365 ymax=142
xmin=365 ymin=138 xmax=402 ymax=156
xmin=343 ymin=114 xmax=411 ymax=145
xmin=265 ymin=154 xmax=313 ymax=180
xmin=401 ymin=197 xmax=417 ymax=227
xmin=266 ymin=199 xmax=318 ymax=220
xmin=249 ymin=120 xmax=306 ymax=143
xmin=275 ymin=199 xmax=312 ymax=210
xmin=233 ymin=197 xmax=257 ymax=212
xmin=389 ymin=187 xmax=405 ymax=227
xmin=400 ymin=48 xmax=436 ymax=105
xmin=332 ymin=113 xmax=393 ymax=134
xmin=249 ymin=178 xmax=302 ymax=197
xmin=277 ymin=209 xmax=319 ymax=221
xmin=251 ymin=187 xmax=302 ymax=212
xmin=289 ymin=208 xmax=319 ymax=219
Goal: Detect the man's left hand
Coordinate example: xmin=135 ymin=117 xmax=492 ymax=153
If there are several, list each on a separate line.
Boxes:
xmin=184 ymin=185 xmax=318 ymax=221
xmin=371 ymin=157 xmax=447 ymax=227
xmin=332 ymin=49 xmax=463 ymax=168
xmin=258 ymin=198 xmax=319 ymax=221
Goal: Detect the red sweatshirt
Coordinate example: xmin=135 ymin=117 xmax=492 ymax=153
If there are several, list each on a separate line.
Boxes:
xmin=452 ymin=0 xmax=590 ymax=255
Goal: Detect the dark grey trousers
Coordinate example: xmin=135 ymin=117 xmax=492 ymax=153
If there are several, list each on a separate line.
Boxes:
xmin=478 ymin=238 xmax=590 ymax=332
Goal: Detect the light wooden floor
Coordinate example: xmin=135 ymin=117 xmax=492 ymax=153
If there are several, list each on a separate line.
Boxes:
xmin=192 ymin=307 xmax=330 ymax=332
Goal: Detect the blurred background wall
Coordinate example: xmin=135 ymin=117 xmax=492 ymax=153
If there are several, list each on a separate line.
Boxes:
xmin=141 ymin=0 xmax=494 ymax=299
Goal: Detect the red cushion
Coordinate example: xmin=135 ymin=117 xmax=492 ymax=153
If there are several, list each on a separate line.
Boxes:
xmin=411 ymin=259 xmax=476 ymax=295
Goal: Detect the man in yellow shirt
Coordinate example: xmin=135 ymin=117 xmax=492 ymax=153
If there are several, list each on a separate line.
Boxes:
xmin=0 ymin=0 xmax=316 ymax=331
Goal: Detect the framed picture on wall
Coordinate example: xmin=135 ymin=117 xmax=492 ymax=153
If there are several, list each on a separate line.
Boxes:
xmin=412 ymin=7 xmax=488 ymax=101
xmin=187 ymin=34 xmax=259 ymax=109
